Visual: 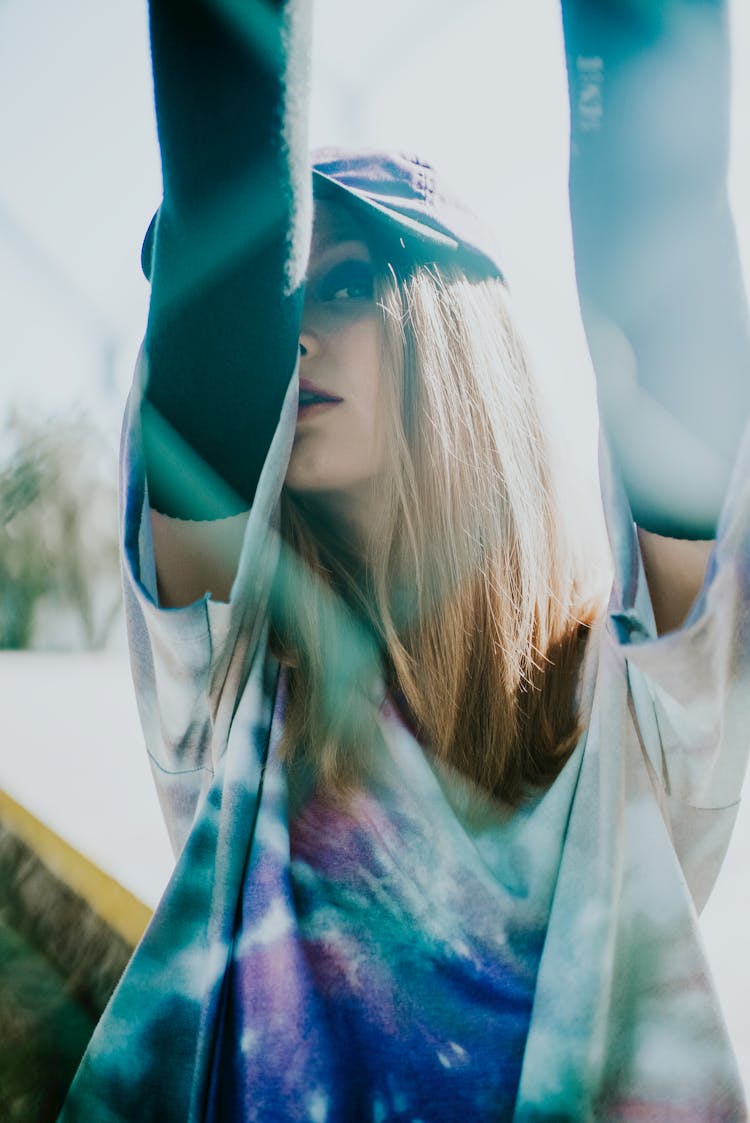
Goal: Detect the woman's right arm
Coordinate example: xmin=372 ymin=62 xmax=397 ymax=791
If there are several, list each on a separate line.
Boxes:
xmin=142 ymin=0 xmax=311 ymax=604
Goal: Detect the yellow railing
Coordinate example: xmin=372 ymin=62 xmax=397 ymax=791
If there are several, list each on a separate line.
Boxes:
xmin=0 ymin=788 xmax=152 ymax=948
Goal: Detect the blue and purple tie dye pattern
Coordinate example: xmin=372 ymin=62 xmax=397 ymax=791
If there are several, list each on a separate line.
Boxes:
xmin=209 ymin=682 xmax=547 ymax=1121
xmin=58 ymin=359 xmax=750 ymax=1122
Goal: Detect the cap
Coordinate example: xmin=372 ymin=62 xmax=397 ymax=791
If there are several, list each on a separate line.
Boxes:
xmin=141 ymin=148 xmax=505 ymax=283
xmin=310 ymin=148 xmax=505 ymax=282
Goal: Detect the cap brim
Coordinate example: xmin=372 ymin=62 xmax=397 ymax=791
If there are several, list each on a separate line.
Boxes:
xmin=312 ymin=167 xmax=462 ymax=258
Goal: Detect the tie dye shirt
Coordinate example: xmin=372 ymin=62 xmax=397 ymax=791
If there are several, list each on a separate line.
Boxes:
xmin=59 ymin=356 xmax=750 ymax=1122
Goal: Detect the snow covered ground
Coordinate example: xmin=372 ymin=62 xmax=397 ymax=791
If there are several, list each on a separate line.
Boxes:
xmin=1 ymin=649 xmax=748 ymax=1091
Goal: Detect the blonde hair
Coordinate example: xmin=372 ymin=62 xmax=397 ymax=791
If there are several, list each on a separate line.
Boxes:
xmin=271 ymin=257 xmax=600 ymax=804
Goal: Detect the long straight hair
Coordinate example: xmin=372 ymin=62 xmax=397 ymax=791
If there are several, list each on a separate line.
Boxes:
xmin=271 ymin=256 xmax=601 ymax=804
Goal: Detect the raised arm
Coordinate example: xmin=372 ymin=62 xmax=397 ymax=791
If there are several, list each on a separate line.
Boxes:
xmin=561 ymin=0 xmax=750 ymax=628
xmin=141 ymin=0 xmax=311 ymax=589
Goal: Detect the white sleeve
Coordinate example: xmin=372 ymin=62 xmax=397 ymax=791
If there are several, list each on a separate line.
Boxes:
xmin=599 ymin=419 xmax=750 ymax=907
xmin=119 ymin=348 xmax=299 ymax=855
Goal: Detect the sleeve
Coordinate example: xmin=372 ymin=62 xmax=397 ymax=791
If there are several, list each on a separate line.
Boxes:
xmin=119 ymin=347 xmax=299 ymax=856
xmin=561 ymin=0 xmax=750 ymax=540
xmin=126 ymin=0 xmax=311 ymax=849
xmin=560 ymin=0 xmax=750 ymax=907
xmin=599 ymin=415 xmax=750 ymax=908
xmin=142 ymin=0 xmax=311 ymax=519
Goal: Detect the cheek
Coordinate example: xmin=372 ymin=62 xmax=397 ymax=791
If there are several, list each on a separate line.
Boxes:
xmin=285 ymin=317 xmax=387 ymax=493
xmin=342 ymin=317 xmax=384 ymax=422
xmin=336 ymin=318 xmax=386 ymax=472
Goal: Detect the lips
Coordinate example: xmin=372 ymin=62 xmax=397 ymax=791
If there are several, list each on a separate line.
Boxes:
xmin=298 ymin=377 xmax=343 ymax=407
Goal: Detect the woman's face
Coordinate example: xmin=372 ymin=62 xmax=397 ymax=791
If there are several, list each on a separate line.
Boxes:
xmin=284 ymin=200 xmax=386 ymax=512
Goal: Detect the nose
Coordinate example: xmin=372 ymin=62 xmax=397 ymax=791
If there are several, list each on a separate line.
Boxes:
xmin=298 ymin=327 xmax=320 ymax=360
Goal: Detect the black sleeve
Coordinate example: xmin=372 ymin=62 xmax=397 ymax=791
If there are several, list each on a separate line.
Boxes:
xmin=142 ymin=0 xmax=311 ymax=519
xmin=561 ymin=0 xmax=750 ymax=538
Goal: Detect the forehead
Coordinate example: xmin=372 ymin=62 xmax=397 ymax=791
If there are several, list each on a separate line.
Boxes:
xmin=311 ymin=198 xmax=371 ymax=258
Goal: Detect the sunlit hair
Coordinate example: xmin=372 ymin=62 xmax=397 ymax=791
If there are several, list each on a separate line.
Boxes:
xmin=271 ymin=252 xmax=602 ymax=804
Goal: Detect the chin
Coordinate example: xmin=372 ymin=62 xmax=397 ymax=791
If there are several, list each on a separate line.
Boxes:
xmin=283 ymin=479 xmax=358 ymax=503
xmin=284 ymin=468 xmax=382 ymax=511
xmin=284 ymin=457 xmax=374 ymax=499
xmin=283 ymin=469 xmax=343 ymax=495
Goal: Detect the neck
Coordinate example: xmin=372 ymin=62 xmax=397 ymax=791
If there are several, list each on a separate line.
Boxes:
xmin=290 ymin=478 xmax=387 ymax=563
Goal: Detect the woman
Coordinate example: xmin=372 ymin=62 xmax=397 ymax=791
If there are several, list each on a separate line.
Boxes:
xmin=61 ymin=0 xmax=750 ymax=1120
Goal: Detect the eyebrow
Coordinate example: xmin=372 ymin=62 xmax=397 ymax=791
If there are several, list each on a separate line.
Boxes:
xmin=308 ymin=238 xmax=373 ymax=275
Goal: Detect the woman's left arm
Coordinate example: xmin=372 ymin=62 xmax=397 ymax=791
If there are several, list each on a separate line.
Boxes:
xmin=561 ymin=0 xmax=750 ymax=633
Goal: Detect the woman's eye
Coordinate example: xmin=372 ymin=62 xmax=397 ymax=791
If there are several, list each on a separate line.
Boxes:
xmin=318 ymin=261 xmax=374 ymax=303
